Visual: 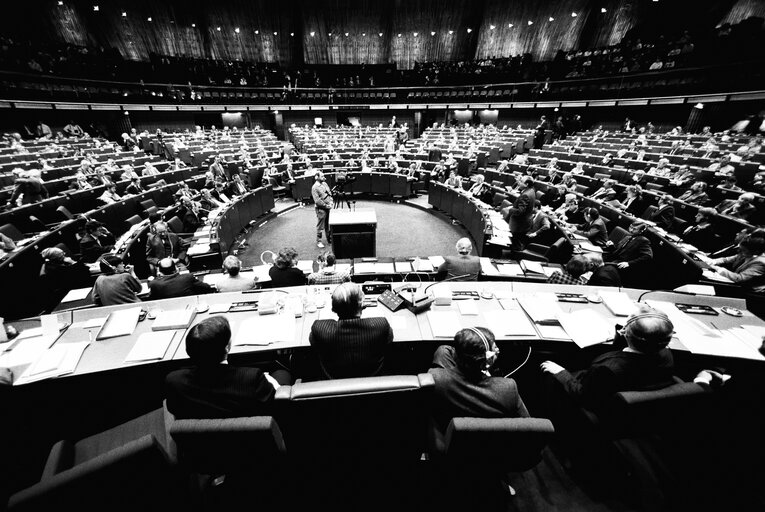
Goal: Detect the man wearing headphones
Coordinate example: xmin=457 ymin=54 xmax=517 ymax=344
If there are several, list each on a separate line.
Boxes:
xmin=438 ymin=238 xmax=481 ymax=281
xmin=92 ymin=254 xmax=142 ymax=306
xmin=429 ymin=327 xmax=528 ymax=445
xmin=541 ymin=306 xmax=675 ymax=409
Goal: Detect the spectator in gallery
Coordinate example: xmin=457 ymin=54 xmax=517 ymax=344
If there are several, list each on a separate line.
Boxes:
xmin=309 ymin=282 xmax=393 ymax=380
xmin=445 ymin=170 xmax=463 ymax=189
xmin=308 ymin=252 xmax=351 ymax=285
xmin=125 ymin=176 xmax=145 ymax=195
xmin=148 ymin=257 xmax=214 ymax=299
xmin=438 ymin=237 xmax=481 ymax=281
xmin=591 ymin=179 xmax=618 ymax=201
xmin=143 ymin=161 xmax=161 ymax=176
xmin=546 ymin=255 xmax=590 ymax=286
xmin=121 ymin=132 xmax=137 ymax=151
xmin=216 ymin=255 xmax=258 ymax=293
xmin=717 ymin=175 xmax=742 ymax=191
xmin=676 ymin=181 xmax=709 ymax=205
xmin=92 ymin=254 xmax=142 ymax=306
xmin=35 ymin=120 xmax=52 ymax=139
xmin=268 ymin=247 xmax=308 ymax=287
xmin=429 ymin=327 xmax=526 ymax=446
xmin=63 ymin=120 xmax=84 ymax=138
xmin=165 ymin=316 xmax=289 ymax=419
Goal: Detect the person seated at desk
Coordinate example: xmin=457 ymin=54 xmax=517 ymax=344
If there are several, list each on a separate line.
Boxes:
xmin=211 ymin=180 xmax=232 ymax=204
xmin=555 ymin=193 xmax=585 ymax=225
xmin=591 ymin=179 xmax=618 ymax=201
xmin=216 ymin=255 xmax=258 ymax=293
xmin=540 ymin=306 xmax=675 ymax=411
xmin=608 ymin=185 xmax=647 ymax=217
xmin=79 ymin=220 xmax=115 ymax=263
xmin=70 ymin=171 xmax=93 ymax=191
xmin=428 ymin=327 xmax=526 ymax=445
xmin=445 ymin=170 xmax=463 ymax=189
xmin=268 ymin=247 xmax=308 ymax=287
xmin=681 ymin=207 xmax=719 ymax=252
xmin=649 ymin=194 xmax=675 ymax=231
xmin=527 ymin=200 xmax=551 ymax=242
xmin=572 ymin=207 xmax=609 ymax=247
xmin=145 ymin=221 xmax=188 ymax=272
xmin=230 ymin=173 xmax=249 ymax=195
xmin=584 ymin=253 xmax=621 ymax=287
xmin=175 ymin=182 xmax=194 ymax=202
xmin=120 ymin=165 xmax=139 ymax=182
xmin=309 ymin=282 xmax=393 ymax=380
xmin=603 ymin=220 xmax=653 ymax=283
xmin=180 ymin=197 xmax=205 ymax=234
xmin=717 ymin=175 xmax=742 ymax=192
xmin=540 ymin=184 xmax=566 ymax=209
xmin=707 ymin=235 xmax=765 ymax=292
xmin=547 ymin=255 xmax=589 ymax=286
xmin=39 ymin=246 xmax=91 ymax=294
xmin=676 ymin=181 xmax=709 ymax=206
xmin=0 ymin=232 xmax=16 ymax=258
xmin=143 ymin=161 xmax=161 ymax=176
xmin=148 ymin=258 xmax=214 ymax=300
xmin=308 ymin=252 xmax=351 ymax=285
xmin=92 ymin=254 xmax=142 ymax=306
xmin=165 ymin=316 xmax=288 ymax=419
xmin=647 ymin=158 xmax=671 ymax=177
xmin=438 ymin=238 xmax=481 ymax=281
xmin=199 ymin=188 xmax=223 ymax=212
xmin=125 ymin=176 xmax=145 ymax=196
xmin=98 ymin=184 xmax=121 ymax=205
xmin=716 ymin=192 xmax=757 ymax=223
xmin=467 ymin=174 xmax=489 ymax=200
xmin=668 ymin=164 xmax=694 ymax=188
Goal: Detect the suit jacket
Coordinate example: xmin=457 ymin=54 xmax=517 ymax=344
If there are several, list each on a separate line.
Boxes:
xmin=682 ymin=224 xmax=718 ymax=252
xmin=125 ymin=183 xmax=145 ymax=195
xmin=268 ymin=266 xmax=307 ymax=287
xmin=649 ymin=205 xmax=675 ymax=230
xmin=439 ymin=255 xmax=481 ymax=281
xmin=587 ymin=264 xmax=622 ymax=287
xmin=716 ymin=200 xmax=756 ymax=222
xmin=623 ymin=196 xmax=648 ymax=217
xmin=10 ymin=178 xmax=49 ymax=204
xmin=577 ymin=218 xmax=608 ymax=246
xmin=309 ymin=317 xmax=393 ymax=380
xmin=608 ymin=235 xmax=653 ymax=268
xmin=554 ymin=349 xmax=675 ymax=409
xmin=715 ymin=254 xmax=765 ymax=291
xmin=148 ymin=272 xmax=214 ymax=299
xmin=79 ymin=232 xmax=115 ymax=263
xmin=165 ymin=365 xmax=275 ymax=419
xmin=145 ymin=232 xmax=186 ymax=266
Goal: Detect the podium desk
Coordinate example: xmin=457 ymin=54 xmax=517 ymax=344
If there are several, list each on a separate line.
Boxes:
xmin=330 ymin=208 xmax=378 ymax=258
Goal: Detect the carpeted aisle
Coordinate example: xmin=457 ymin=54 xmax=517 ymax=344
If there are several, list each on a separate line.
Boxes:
xmin=236 ymin=198 xmax=473 ymax=265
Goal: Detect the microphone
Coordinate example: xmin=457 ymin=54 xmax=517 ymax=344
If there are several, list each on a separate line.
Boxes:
xmin=396 ymin=274 xmax=471 ymax=314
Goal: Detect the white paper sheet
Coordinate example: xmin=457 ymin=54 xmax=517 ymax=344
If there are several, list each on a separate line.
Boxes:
xmin=518 ymin=293 xmax=562 ymax=325
xmin=600 ymin=292 xmax=638 ymax=317
xmin=557 ymin=310 xmax=615 ymax=348
xmin=428 ymin=256 xmax=445 ymax=268
xmin=484 ymin=309 xmax=538 ymax=337
xmin=96 ymin=307 xmax=141 ymax=340
xmin=233 ymin=314 xmax=295 ymax=346
xmin=124 ymin=331 xmax=175 ymax=363
xmin=14 ymin=342 xmax=89 ymax=385
xmin=427 ymin=311 xmax=462 ymax=338
xmin=497 ymin=263 xmax=524 ymax=276
xmin=61 ymin=287 xmax=92 ymax=303
xmin=457 ymin=300 xmax=479 ymax=316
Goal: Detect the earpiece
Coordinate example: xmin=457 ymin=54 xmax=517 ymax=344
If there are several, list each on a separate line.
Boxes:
xmin=468 ymin=327 xmax=496 ymax=369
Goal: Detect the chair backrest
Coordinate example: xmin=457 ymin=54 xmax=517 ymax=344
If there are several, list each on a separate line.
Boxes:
xmin=274 ymin=374 xmax=435 ymax=463
xmin=139 ymin=199 xmax=157 ymax=211
xmin=0 ymin=223 xmax=24 ymax=241
xmin=439 ymin=417 xmax=554 ymax=471
xmin=28 ymin=216 xmax=47 ymax=232
xmin=641 ymin=205 xmax=657 ymax=220
xmin=56 ymin=205 xmax=74 ymax=220
xmin=166 ymin=216 xmax=183 ymax=235
xmin=169 ymin=416 xmax=286 ymax=475
xmin=8 ymin=435 xmax=175 ymax=512
xmin=609 ymin=225 xmax=630 ymax=246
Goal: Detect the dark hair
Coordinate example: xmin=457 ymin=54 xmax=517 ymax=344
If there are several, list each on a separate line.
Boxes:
xmin=323 ymin=252 xmax=336 ymax=266
xmin=453 ymin=327 xmax=496 ymax=380
xmin=583 ymin=207 xmax=599 ymax=219
xmin=149 ymin=212 xmax=162 ymax=224
xmin=185 ymin=316 xmax=231 ymax=366
xmin=740 ymin=235 xmax=765 ymax=256
xmin=565 ymin=255 xmax=589 ymax=278
xmin=99 ymin=254 xmax=122 ymax=274
xmin=274 ymin=247 xmax=298 ymax=269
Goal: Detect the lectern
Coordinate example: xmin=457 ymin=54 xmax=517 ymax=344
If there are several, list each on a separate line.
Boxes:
xmin=330 ymin=208 xmax=377 ymax=258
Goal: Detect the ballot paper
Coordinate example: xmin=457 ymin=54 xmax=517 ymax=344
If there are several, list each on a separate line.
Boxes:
xmin=427 ymin=311 xmax=462 ymax=338
xmin=557 ymin=309 xmax=615 ymax=348
xmin=518 ymin=293 xmax=563 ymax=325
xmin=14 ymin=342 xmax=89 ymax=385
xmin=124 ymin=331 xmax=175 ymax=363
xmin=484 ymin=309 xmax=538 ymax=337
xmin=233 ymin=314 xmax=295 ymax=346
xmin=600 ymin=292 xmax=638 ymax=317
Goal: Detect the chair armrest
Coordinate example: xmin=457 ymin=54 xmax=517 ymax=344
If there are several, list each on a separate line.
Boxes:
xmin=41 ymin=440 xmax=74 ymax=480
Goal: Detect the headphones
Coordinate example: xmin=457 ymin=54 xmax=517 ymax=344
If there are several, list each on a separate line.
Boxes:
xmin=99 ymin=256 xmax=118 ymax=273
xmin=621 ymin=312 xmax=673 ymax=347
xmin=468 ymin=327 xmax=497 ymax=369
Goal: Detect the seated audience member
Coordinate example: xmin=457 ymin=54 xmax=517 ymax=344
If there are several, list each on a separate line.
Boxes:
xmin=39 ymin=246 xmax=91 ymax=293
xmin=647 ymin=158 xmax=671 ymax=177
xmin=604 ymin=220 xmax=653 ymax=283
xmin=79 ymin=220 xmax=115 ymax=263
xmin=649 ymin=194 xmax=676 ymax=231
xmin=199 ymin=188 xmax=223 ymax=211
xmin=677 ymin=181 xmax=709 ymax=205
xmin=591 ymin=179 xmax=618 ymax=201
xmin=717 ymin=175 xmax=741 ymax=191
xmin=216 ymin=255 xmax=258 ymax=293
xmin=716 ymin=192 xmax=757 ymax=222
xmin=541 ymin=306 xmax=675 ymax=410
xmin=145 ymin=221 xmax=188 ymax=271
xmin=230 ymin=173 xmax=249 ymax=195
xmin=527 ymin=201 xmax=551 ymax=241
xmin=211 ymin=181 xmax=231 ymax=203
xmin=541 ymin=184 xmax=566 ymax=209
xmin=610 ymin=185 xmax=647 ymax=217
xmin=572 ymin=207 xmax=608 ymax=247
xmin=429 ymin=327 xmax=526 ymax=444
xmin=584 ymin=253 xmax=621 ymax=287
xmin=180 ymin=197 xmax=204 ymax=234
xmin=71 ymin=172 xmax=92 ymax=191
xmin=547 ymin=255 xmax=590 ymax=285
xmin=438 ymin=238 xmax=481 ymax=281
xmin=125 ymin=177 xmax=145 ymax=195
xmin=467 ymin=174 xmax=487 ymax=198
xmin=120 ymin=165 xmax=139 ymax=182
xmin=309 ymin=282 xmax=393 ymax=380
xmin=98 ymin=184 xmax=121 ymax=205
xmin=555 ymin=193 xmax=585 ymax=225
xmin=668 ymin=164 xmax=694 ymax=187
xmin=269 ymin=247 xmax=308 ymax=287
xmin=0 ymin=232 xmax=17 ymax=258
xmin=143 ymin=161 xmax=161 ymax=176
xmin=445 ymin=170 xmax=463 ymax=189
xmin=148 ymin=258 xmax=214 ymax=299
xmin=708 ymin=155 xmax=735 ymax=177
xmin=63 ymin=120 xmax=84 ymax=138
xmin=308 ymin=252 xmax=351 ymax=285
xmin=681 ymin=207 xmax=719 ymax=252
xmin=165 ymin=316 xmax=288 ymax=419
xmin=92 ymin=255 xmax=142 ymax=306
xmin=707 ymin=235 xmax=765 ymax=291
xmin=175 ymin=183 xmax=194 ymax=202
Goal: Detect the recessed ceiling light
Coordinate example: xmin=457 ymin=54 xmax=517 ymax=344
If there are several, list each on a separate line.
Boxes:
xmin=310 ymin=31 xmax=315 ymax=37
xmin=147 ymin=17 xmax=152 ymax=22
xmin=508 ymin=23 xmax=513 ymax=28
xmin=378 ymin=32 xmax=383 ymax=37
xmin=431 ymin=31 xmax=436 ymax=36
xmin=92 ymin=5 xmax=99 ymax=12
xmin=191 ymin=23 xmax=196 ymax=28
xmin=571 ymin=12 xmax=577 ymax=17
xmin=489 ymin=25 xmax=495 ymax=30
xmin=413 ymin=32 xmax=418 ymax=37
xmin=397 ymin=33 xmax=401 ymax=37
xmin=448 ymin=30 xmax=453 ymax=35
xmin=216 ymin=26 xmax=221 ymax=31
xmin=121 ymin=12 xmax=127 ymax=17
xmin=57 ymin=1 xmax=63 ymax=5
xmin=601 ymin=8 xmax=607 ymax=13
xmin=234 ymin=27 xmax=240 ymax=34
xmin=344 ymin=32 xmax=349 ymax=36
xmin=290 ymin=32 xmax=294 ymax=36
xmin=273 ymin=31 xmax=277 ymax=35
xmin=549 ymin=17 xmax=554 ymax=22
xmin=467 ymin=28 xmax=472 ymax=33
xmin=362 ymin=32 xmax=366 ymax=36
xmin=527 ymin=20 xmax=533 ymax=26
xmin=255 ymin=30 xmax=259 ymax=34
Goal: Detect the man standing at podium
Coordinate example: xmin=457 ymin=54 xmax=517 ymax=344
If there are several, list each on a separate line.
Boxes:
xmin=312 ymin=171 xmax=333 ymax=248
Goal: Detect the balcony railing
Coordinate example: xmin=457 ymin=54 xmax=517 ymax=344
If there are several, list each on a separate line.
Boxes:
xmin=0 ymin=60 xmax=763 ymax=106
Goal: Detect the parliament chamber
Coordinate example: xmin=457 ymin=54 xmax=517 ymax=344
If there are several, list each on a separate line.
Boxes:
xmin=1 ymin=1 xmax=765 ymax=511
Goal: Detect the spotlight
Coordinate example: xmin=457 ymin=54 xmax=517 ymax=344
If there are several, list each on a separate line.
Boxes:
xmin=489 ymin=25 xmax=495 ymax=30
xmin=467 ymin=28 xmax=472 ymax=33
xmin=527 ymin=20 xmax=533 ymax=26
xmin=234 ymin=27 xmax=240 ymax=34
xmin=310 ymin=31 xmax=315 ymax=37
xmin=92 ymin=5 xmax=99 ymax=12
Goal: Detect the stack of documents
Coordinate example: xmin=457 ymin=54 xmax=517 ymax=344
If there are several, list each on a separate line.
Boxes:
xmin=15 ymin=342 xmax=90 ymax=385
xmin=557 ymin=310 xmax=615 ymax=348
xmin=152 ymin=308 xmax=197 ymax=331
xmin=484 ymin=309 xmax=538 ymax=337
xmin=96 ymin=307 xmax=141 ymax=340
xmin=427 ymin=311 xmax=462 ymax=338
xmin=124 ymin=331 xmax=175 ymax=363
xmin=518 ymin=294 xmax=563 ymax=325
xmin=233 ymin=314 xmax=296 ymax=346
xmin=600 ymin=292 xmax=638 ymax=317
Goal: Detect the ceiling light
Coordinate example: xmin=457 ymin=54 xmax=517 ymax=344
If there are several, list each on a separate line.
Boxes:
xmin=379 ymin=32 xmax=383 ymax=37
xmin=549 ymin=17 xmax=554 ymax=22
xmin=310 ymin=31 xmax=315 ymax=37
xmin=121 ymin=11 xmax=127 ymax=17
xmin=191 ymin=23 xmax=196 ymax=28
xmin=571 ymin=12 xmax=577 ymax=17
xmin=255 ymin=30 xmax=259 ymax=34
xmin=601 ymin=8 xmax=607 ymax=13
xmin=362 ymin=32 xmax=366 ymax=36
xmin=344 ymin=32 xmax=349 ymax=36
xmin=92 ymin=5 xmax=99 ymax=12
xmin=216 ymin=26 xmax=221 ymax=31
xmin=467 ymin=28 xmax=472 ymax=33
xmin=147 ymin=17 xmax=152 ymax=22
xmin=290 ymin=32 xmax=295 ymax=36
xmin=527 ymin=20 xmax=533 ymax=26
xmin=328 ymin=32 xmax=332 ymax=36
xmin=58 ymin=1 xmax=63 ymax=5
xmin=431 ymin=31 xmax=436 ymax=36
xmin=489 ymin=25 xmax=495 ymax=30
xmin=234 ymin=27 xmax=240 ymax=34
xmin=448 ymin=30 xmax=453 ymax=35
xmin=508 ymin=23 xmax=513 ymax=28
xmin=397 ymin=33 xmax=402 ymax=37
xmin=413 ymin=32 xmax=418 ymax=37
xmin=273 ymin=31 xmax=277 ymax=35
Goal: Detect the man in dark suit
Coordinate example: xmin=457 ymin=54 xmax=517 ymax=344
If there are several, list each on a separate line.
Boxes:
xmin=604 ymin=220 xmax=653 ymax=285
xmin=148 ymin=258 xmax=214 ymax=299
xmin=125 ymin=177 xmax=145 ymax=196
xmin=165 ymin=316 xmax=287 ymax=419
xmin=309 ymin=282 xmax=393 ymax=380
xmin=145 ymin=221 xmax=188 ymax=271
xmin=208 ymin=155 xmax=227 ymax=183
xmin=79 ymin=220 xmax=115 ymax=263
xmin=533 ymin=115 xmax=549 ymax=149
xmin=649 ymin=194 xmax=675 ymax=231
xmin=585 ymin=253 xmax=621 ymax=287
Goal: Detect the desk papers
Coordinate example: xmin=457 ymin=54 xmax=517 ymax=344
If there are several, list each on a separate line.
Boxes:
xmin=484 ymin=309 xmax=537 ymax=337
xmin=233 ymin=314 xmax=295 ymax=346
xmin=427 ymin=311 xmax=462 ymax=338
xmin=61 ymin=287 xmax=92 ymax=303
xmin=518 ymin=294 xmax=562 ymax=325
xmin=428 ymin=256 xmax=445 ymax=268
xmin=457 ymin=300 xmax=479 ymax=316
xmin=0 ymin=335 xmax=59 ymax=367
xmin=413 ymin=258 xmax=435 ymax=272
xmin=702 ymin=269 xmax=734 ymax=283
xmin=354 ymin=262 xmax=376 ymax=274
xmin=480 ymin=258 xmax=499 ymax=276
xmin=187 ymin=244 xmax=212 ymax=256
xmin=600 ymin=292 xmax=638 ymax=317
xmin=124 ymin=331 xmax=175 ymax=363
xmin=557 ymin=310 xmax=615 ymax=348
xmin=152 ymin=308 xmax=197 ymax=331
xmin=297 ymin=260 xmax=314 ymax=274
xmin=15 ymin=342 xmax=89 ymax=385
xmin=96 ymin=307 xmax=141 ymax=340
xmin=520 ymin=260 xmax=545 ymax=275
xmin=394 ymin=261 xmax=412 ymax=273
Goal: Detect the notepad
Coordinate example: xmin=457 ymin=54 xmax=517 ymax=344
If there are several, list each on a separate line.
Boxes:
xmin=61 ymin=287 xmax=92 ymax=303
xmin=15 ymin=342 xmax=89 ymax=385
xmin=600 ymin=292 xmax=637 ymax=317
xmin=373 ymin=262 xmax=396 ymax=274
xmin=457 ymin=300 xmax=479 ymax=316
xmin=124 ymin=331 xmax=175 ymax=363
xmin=354 ymin=262 xmax=376 ymax=274
xmin=480 ymin=257 xmax=499 ymax=276
xmin=484 ymin=310 xmax=538 ymax=337
xmin=427 ymin=311 xmax=462 ymax=338
xmin=557 ymin=309 xmax=615 ymax=348
xmin=394 ymin=261 xmax=412 ymax=273
xmin=152 ymin=308 xmax=197 ymax=331
xmin=496 ymin=263 xmax=524 ymax=276
xmin=520 ymin=260 xmax=545 ymax=275
xmin=96 ymin=307 xmax=141 ymax=340
xmin=518 ymin=294 xmax=562 ymax=325
xmin=412 ymin=258 xmax=434 ymax=272
xmin=297 ymin=260 xmax=314 ymax=274
xmin=233 ymin=314 xmax=295 ymax=346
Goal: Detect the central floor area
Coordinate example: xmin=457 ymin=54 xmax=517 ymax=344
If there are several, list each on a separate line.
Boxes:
xmin=237 ymin=198 xmax=472 ymax=265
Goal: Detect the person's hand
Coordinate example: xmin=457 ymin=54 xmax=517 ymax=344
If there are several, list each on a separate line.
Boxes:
xmin=0 ymin=367 xmax=13 ymax=386
xmin=540 ymin=361 xmax=565 ymax=374
xmin=528 ymin=232 xmax=537 ymax=239
xmin=263 ymin=372 xmax=281 ymax=390
xmin=617 ymin=262 xmax=629 ymax=269
xmin=694 ymin=369 xmax=729 ymax=389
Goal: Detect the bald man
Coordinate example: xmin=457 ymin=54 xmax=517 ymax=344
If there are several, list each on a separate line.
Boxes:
xmin=438 ymin=238 xmax=481 ymax=281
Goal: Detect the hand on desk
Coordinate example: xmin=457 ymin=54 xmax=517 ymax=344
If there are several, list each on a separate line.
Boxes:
xmin=540 ymin=361 xmax=566 ymax=375
xmin=617 ymin=262 xmax=629 ymax=269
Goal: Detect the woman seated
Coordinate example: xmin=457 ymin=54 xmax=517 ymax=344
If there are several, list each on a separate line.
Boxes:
xmin=681 ymin=207 xmax=719 ymax=252
xmin=555 ymin=193 xmax=585 ymax=225
xmin=609 ymin=185 xmax=647 ymax=217
xmin=268 ymin=247 xmax=308 ymax=287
